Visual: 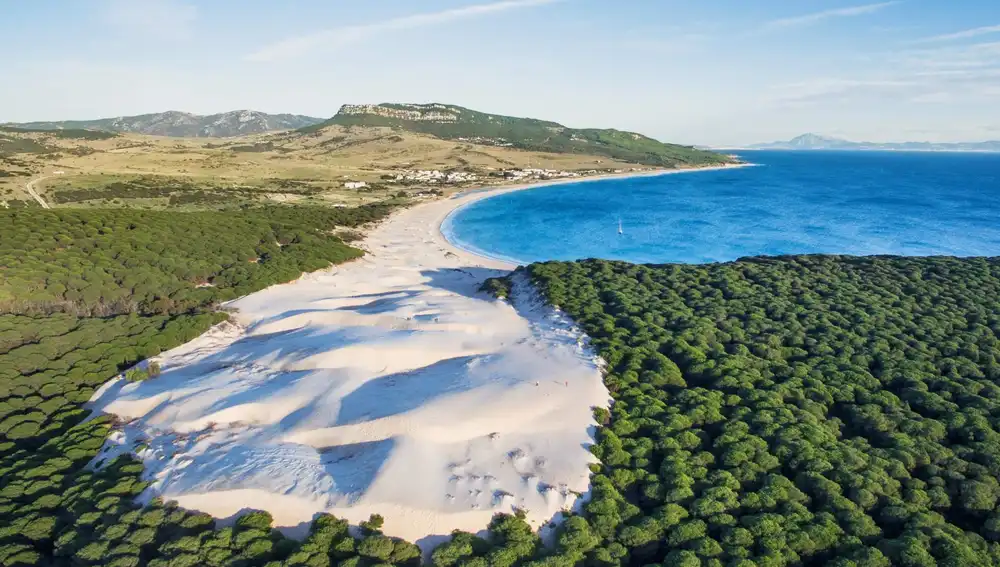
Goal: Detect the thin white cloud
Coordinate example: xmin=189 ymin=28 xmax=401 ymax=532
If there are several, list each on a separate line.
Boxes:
xmin=917 ymin=24 xmax=1000 ymax=43
xmin=909 ymin=91 xmax=953 ymax=104
xmin=248 ymin=0 xmax=562 ymax=62
xmin=102 ymin=0 xmax=197 ymax=41
xmin=761 ymin=1 xmax=900 ymax=32
xmin=621 ymin=34 xmax=710 ymax=54
xmin=770 ymin=40 xmax=1000 ymax=108
xmin=894 ymin=41 xmax=1000 ymax=71
xmin=770 ymin=77 xmax=916 ymax=105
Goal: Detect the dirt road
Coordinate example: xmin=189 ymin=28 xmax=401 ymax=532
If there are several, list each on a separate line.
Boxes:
xmin=25 ymin=175 xmax=52 ymax=209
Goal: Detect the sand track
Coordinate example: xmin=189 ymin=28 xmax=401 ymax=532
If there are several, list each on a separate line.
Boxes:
xmin=88 ymin=191 xmax=610 ymax=547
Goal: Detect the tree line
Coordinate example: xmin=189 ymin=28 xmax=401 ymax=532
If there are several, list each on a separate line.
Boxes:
xmin=0 ymin=204 xmax=394 ymax=317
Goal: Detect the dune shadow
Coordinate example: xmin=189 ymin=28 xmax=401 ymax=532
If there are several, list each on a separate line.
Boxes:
xmin=320 ymin=439 xmax=395 ymax=502
xmin=196 ymin=324 xmax=411 ymax=375
xmin=345 ymin=291 xmax=425 ymax=315
xmin=419 ymin=266 xmax=510 ymax=301
xmin=91 ymin=324 xmax=417 ymax=432
xmin=148 ymin=434 xmax=395 ymax=507
xmin=106 ymin=325 xmax=362 ymax=388
xmin=90 ymin=258 xmax=555 ymax=533
xmin=248 ymin=290 xmax=423 ymax=332
xmin=335 ymin=355 xmax=482 ymax=425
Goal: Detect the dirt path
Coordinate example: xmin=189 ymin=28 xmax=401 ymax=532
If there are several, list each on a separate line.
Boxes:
xmin=25 ymin=175 xmax=52 ymax=209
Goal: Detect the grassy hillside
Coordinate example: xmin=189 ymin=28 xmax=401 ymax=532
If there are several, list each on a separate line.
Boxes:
xmin=306 ymin=103 xmax=733 ymax=168
xmin=0 ymin=122 xmax=662 ymax=207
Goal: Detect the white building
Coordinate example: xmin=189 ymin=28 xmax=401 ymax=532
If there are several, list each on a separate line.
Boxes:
xmin=344 ymin=181 xmax=368 ymax=189
xmin=393 ymin=169 xmax=479 ymax=184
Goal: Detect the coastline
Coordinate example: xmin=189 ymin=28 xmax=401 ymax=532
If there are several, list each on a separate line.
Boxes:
xmin=85 ymin=160 xmax=752 ymax=550
xmin=433 ymin=162 xmax=756 ymax=267
xmin=88 ymin=178 xmax=613 ymax=550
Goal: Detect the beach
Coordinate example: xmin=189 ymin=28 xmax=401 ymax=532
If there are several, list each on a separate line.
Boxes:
xmin=86 ymin=164 xmax=745 ymax=549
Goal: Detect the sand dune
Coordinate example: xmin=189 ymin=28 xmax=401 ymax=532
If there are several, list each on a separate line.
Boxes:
xmin=88 ymin=188 xmax=611 ymax=547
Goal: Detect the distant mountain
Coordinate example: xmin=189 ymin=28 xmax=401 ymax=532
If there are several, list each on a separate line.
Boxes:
xmin=303 ymin=103 xmax=734 ymax=168
xmin=749 ymin=133 xmax=1000 ymax=152
xmin=5 ymin=110 xmax=325 ymax=138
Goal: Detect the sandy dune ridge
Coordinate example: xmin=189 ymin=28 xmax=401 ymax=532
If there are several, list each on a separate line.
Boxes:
xmin=88 ymin=165 xmax=748 ymax=547
xmin=88 ymin=189 xmax=612 ymax=549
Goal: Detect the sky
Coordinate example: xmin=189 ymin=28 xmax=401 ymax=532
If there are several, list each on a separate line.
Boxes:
xmin=2 ymin=0 xmax=999 ymax=146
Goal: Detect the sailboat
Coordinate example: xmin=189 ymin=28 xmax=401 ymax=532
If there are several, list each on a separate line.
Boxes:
xmin=618 ymin=217 xmax=623 ymax=236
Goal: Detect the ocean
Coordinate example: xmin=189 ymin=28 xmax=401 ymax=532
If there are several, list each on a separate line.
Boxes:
xmin=441 ymin=150 xmax=1000 ymax=265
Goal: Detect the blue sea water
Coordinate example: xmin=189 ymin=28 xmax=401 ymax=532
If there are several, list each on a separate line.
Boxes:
xmin=441 ymin=151 xmax=1000 ymax=265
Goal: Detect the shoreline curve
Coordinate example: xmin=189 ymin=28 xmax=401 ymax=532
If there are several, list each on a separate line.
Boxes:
xmin=84 ymin=161 xmax=752 ymax=550
xmin=88 ymin=180 xmax=613 ymax=550
xmin=435 ymin=163 xmax=756 ymax=267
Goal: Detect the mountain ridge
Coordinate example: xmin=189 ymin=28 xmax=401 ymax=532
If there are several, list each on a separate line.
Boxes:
xmin=302 ymin=102 xmax=734 ymax=168
xmin=5 ymin=110 xmax=325 ymax=138
xmin=748 ymin=133 xmax=1000 ymax=152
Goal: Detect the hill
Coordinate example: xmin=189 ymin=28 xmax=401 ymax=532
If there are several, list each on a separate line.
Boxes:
xmin=0 ymin=117 xmax=702 ymax=208
xmin=750 ymin=133 xmax=1000 ymax=152
xmin=305 ymin=103 xmax=733 ymax=168
xmin=5 ymin=110 xmax=324 ymax=138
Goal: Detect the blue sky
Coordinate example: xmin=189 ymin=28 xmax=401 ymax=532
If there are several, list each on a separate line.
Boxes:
xmin=2 ymin=0 xmax=999 ymax=145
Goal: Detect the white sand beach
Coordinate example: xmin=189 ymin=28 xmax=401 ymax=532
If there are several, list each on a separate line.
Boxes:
xmin=88 ymin=184 xmax=612 ymax=549
xmin=87 ymin=164 xmax=747 ymax=549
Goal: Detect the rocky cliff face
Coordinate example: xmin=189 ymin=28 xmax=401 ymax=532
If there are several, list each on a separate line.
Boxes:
xmin=337 ymin=104 xmax=460 ymax=123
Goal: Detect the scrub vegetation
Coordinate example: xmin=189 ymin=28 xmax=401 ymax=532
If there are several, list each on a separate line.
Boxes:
xmin=504 ymin=255 xmax=1000 ymax=566
xmin=0 ymin=204 xmax=395 ymax=316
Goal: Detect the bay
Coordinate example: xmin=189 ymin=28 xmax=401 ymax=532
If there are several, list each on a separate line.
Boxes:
xmin=442 ymin=150 xmax=1000 ymax=265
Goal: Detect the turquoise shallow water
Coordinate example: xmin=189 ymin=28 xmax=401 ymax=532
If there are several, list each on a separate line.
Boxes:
xmin=441 ymin=151 xmax=1000 ymax=265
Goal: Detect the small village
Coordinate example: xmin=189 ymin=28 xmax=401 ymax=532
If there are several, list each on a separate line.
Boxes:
xmin=376 ymin=167 xmax=588 ymax=186
xmin=342 ymin=166 xmax=659 ymax=194
xmin=498 ymin=168 xmax=581 ymax=181
xmin=455 ymin=136 xmax=514 ymax=147
xmin=388 ymin=169 xmax=481 ymax=184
